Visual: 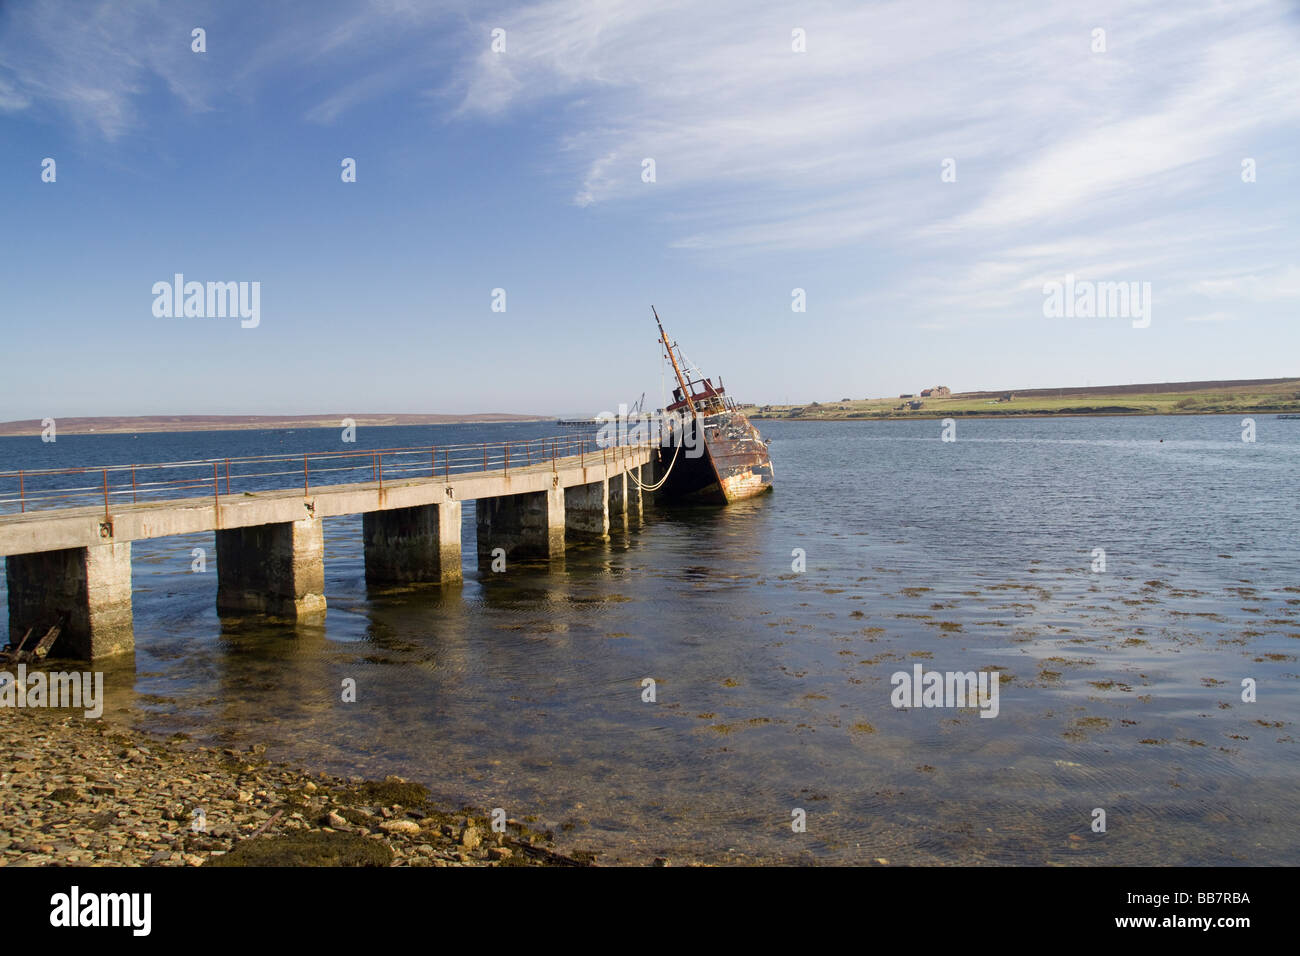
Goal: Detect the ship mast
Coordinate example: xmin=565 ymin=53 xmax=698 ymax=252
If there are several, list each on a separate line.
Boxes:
xmin=652 ymin=306 xmax=697 ymax=418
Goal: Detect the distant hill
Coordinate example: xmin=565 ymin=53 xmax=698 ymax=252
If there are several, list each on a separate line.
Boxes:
xmin=752 ymin=377 xmax=1300 ymax=421
xmin=955 ymin=377 xmax=1300 ymax=400
xmin=0 ymin=413 xmax=547 ymax=437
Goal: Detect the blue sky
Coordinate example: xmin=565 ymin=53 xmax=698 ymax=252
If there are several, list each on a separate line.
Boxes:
xmin=1 ymin=0 xmax=1297 ymax=419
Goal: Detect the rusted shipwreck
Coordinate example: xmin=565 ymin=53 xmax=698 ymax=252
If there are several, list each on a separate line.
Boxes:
xmin=651 ymin=307 xmax=774 ymax=504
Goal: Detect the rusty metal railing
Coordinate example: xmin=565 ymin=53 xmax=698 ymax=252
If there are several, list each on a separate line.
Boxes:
xmin=0 ymin=433 xmax=654 ymax=517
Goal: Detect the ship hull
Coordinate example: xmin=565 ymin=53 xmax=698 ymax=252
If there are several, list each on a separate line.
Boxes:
xmin=656 ymin=407 xmax=774 ymax=504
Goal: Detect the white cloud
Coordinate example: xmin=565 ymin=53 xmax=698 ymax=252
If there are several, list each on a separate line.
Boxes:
xmin=0 ymin=0 xmax=457 ymax=136
xmin=3 ymin=0 xmax=1296 ymax=334
xmin=451 ymin=0 xmax=1300 ymax=309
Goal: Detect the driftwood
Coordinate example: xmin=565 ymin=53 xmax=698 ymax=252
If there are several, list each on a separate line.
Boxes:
xmin=1 ymin=617 xmax=65 ymax=664
xmin=31 ymin=619 xmax=64 ymax=660
xmin=245 ymin=809 xmax=284 ymax=841
xmin=8 ymin=628 xmax=34 ymax=658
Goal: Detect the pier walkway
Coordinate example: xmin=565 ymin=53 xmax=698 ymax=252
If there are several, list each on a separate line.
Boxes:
xmin=0 ymin=437 xmax=655 ymax=659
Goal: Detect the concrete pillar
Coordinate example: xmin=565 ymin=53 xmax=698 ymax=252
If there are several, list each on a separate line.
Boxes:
xmin=625 ymin=466 xmax=643 ymax=522
xmin=5 ymin=543 xmax=133 ymax=660
xmin=363 ymin=503 xmax=462 ymax=585
xmin=476 ymin=486 xmax=565 ymax=559
xmin=564 ymin=478 xmax=609 ymax=539
xmin=216 ymin=516 xmax=326 ymax=618
xmin=642 ymin=456 xmax=659 ymax=510
xmin=608 ymin=472 xmax=629 ymax=532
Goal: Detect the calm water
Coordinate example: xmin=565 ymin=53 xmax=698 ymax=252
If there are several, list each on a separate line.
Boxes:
xmin=3 ymin=415 xmax=1298 ymax=864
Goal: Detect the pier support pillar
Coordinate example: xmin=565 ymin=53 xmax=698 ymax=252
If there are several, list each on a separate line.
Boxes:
xmin=608 ymin=472 xmax=635 ymax=531
xmin=5 ymin=543 xmax=134 ymax=660
xmin=564 ymin=478 xmax=609 ymax=539
xmin=216 ymin=516 xmax=326 ymax=619
xmin=624 ymin=467 xmax=643 ymax=522
xmin=476 ymin=486 xmax=565 ymax=559
xmin=363 ymin=503 xmax=462 ymax=585
xmin=642 ymin=456 xmax=660 ymax=510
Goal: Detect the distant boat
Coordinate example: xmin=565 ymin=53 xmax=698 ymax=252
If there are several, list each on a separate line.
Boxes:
xmin=652 ymin=307 xmax=774 ymax=504
xmin=1278 ymin=414 xmax=1300 ymax=420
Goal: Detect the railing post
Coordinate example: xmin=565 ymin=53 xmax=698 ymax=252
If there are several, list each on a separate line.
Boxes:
xmin=225 ymin=458 xmax=231 ymax=495
xmin=19 ymin=469 xmax=25 ymax=513
xmin=304 ymin=454 xmax=309 ymax=495
xmin=483 ymin=444 xmax=487 ymax=471
xmin=371 ymin=453 xmax=377 ymax=482
xmin=131 ymin=465 xmax=138 ymax=504
xmin=213 ymin=462 xmax=220 ymax=511
xmin=504 ymin=442 xmax=509 ymax=473
xmin=445 ymin=447 xmax=449 ymax=479
xmin=103 ymin=469 xmax=110 ymax=521
xmin=377 ymin=452 xmax=383 ymax=491
xmin=432 ymin=446 xmax=436 ymax=478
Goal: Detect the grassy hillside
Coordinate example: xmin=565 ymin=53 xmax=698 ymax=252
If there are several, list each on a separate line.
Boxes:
xmin=750 ymin=378 xmax=1300 ymax=421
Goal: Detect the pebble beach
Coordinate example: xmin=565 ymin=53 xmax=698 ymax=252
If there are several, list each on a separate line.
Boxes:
xmin=0 ymin=708 xmax=589 ymax=867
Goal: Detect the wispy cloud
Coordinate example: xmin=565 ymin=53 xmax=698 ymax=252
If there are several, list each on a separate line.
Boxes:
xmin=0 ymin=0 xmax=201 ymax=138
xmin=3 ymin=0 xmax=1295 ymax=333
xmin=0 ymin=0 xmax=459 ymax=137
xmin=449 ymin=0 xmax=1300 ymax=331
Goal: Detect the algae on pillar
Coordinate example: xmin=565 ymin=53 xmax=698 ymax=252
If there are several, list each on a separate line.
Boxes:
xmin=624 ymin=466 xmax=644 ymax=522
xmin=564 ymin=478 xmax=609 ymax=539
xmin=363 ymin=502 xmax=462 ymax=585
xmin=476 ymin=486 xmax=565 ymax=559
xmin=608 ymin=472 xmax=630 ymax=532
xmin=216 ymin=515 xmax=326 ymax=618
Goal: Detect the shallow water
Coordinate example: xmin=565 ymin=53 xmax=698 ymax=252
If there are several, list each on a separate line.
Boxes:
xmin=2 ymin=415 xmax=1297 ymax=864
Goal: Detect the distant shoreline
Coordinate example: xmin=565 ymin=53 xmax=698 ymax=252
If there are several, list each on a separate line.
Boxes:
xmin=0 ymin=414 xmax=549 ymax=438
xmin=751 ymin=377 xmax=1300 ymax=423
xmin=764 ymin=407 xmax=1300 ymax=422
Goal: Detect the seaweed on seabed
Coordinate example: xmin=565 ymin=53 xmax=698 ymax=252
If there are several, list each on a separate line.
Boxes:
xmin=207 ymin=831 xmax=394 ymax=867
xmin=337 ymin=780 xmax=430 ymax=807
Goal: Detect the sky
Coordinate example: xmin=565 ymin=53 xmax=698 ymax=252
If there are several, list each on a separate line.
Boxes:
xmin=1 ymin=0 xmax=1297 ymax=419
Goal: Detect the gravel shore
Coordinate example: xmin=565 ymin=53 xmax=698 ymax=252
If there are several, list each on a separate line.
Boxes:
xmin=1 ymin=709 xmax=588 ymax=867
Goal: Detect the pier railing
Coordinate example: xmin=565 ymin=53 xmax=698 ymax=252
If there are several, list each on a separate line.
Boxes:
xmin=0 ymin=434 xmax=652 ymax=518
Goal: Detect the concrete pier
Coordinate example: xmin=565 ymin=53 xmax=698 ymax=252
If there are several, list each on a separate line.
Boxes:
xmin=5 ymin=543 xmax=133 ymax=659
xmin=564 ymin=478 xmax=609 ymax=539
xmin=216 ymin=516 xmax=326 ymax=618
xmin=0 ymin=442 xmax=653 ymax=660
xmin=476 ymin=487 xmax=565 ymax=559
xmin=363 ymin=503 xmax=462 ymax=585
